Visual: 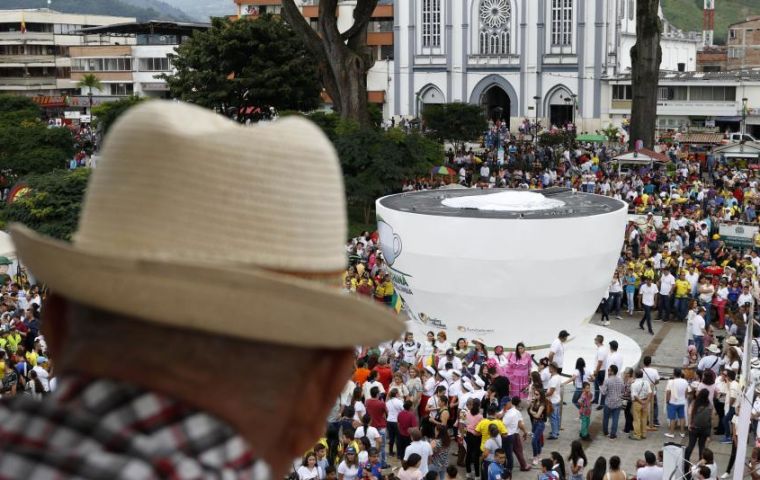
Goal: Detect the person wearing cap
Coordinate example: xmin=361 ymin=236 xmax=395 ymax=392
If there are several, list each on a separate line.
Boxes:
xmin=548 ymin=330 xmax=569 ymax=374
xmin=698 ymin=344 xmax=722 ymax=375
xmin=0 ymin=102 xmax=404 ymax=477
xmin=437 ymin=348 xmax=462 ymax=372
xmin=338 ymin=447 xmax=360 ymax=480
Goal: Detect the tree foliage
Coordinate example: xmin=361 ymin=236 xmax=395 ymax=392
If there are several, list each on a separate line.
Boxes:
xmin=312 ymin=113 xmax=441 ymax=222
xmin=2 ymin=169 xmax=91 ymax=241
xmin=163 ymin=15 xmax=321 ymax=114
xmin=92 ymin=96 xmax=146 ymax=137
xmin=422 ymin=103 xmax=487 ymax=149
xmin=0 ymin=96 xmax=74 ymax=180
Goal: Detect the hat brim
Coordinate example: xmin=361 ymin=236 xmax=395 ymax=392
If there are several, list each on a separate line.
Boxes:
xmin=10 ymin=225 xmax=403 ymax=348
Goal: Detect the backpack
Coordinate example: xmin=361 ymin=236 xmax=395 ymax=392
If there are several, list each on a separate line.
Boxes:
xmin=693 ymin=405 xmax=712 ymax=430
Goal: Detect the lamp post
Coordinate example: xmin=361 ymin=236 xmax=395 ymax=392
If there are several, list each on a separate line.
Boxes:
xmin=742 ymin=97 xmax=748 ymax=138
xmin=571 ymin=94 xmax=578 ymax=127
xmin=533 ymin=95 xmax=541 ymax=143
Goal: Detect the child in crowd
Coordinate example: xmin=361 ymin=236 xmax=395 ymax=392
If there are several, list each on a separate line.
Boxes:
xmin=578 ymin=382 xmax=593 ymax=440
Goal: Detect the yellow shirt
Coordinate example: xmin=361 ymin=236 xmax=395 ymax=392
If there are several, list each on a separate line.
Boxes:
xmin=475 ymin=418 xmax=507 ymax=451
xmin=26 ymin=350 xmax=38 ymax=367
xmin=674 ymin=279 xmax=690 ymax=298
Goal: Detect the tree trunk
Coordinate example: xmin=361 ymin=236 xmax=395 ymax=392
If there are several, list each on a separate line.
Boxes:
xmin=629 ymin=0 xmax=662 ymax=150
xmin=281 ymin=0 xmax=376 ymax=127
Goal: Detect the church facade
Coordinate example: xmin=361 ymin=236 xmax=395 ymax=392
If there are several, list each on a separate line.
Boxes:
xmin=390 ymin=0 xmax=700 ymax=131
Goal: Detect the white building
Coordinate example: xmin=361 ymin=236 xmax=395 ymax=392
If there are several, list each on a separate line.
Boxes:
xmin=0 ymin=9 xmax=134 ymax=96
xmin=392 ymin=0 xmax=701 ymax=131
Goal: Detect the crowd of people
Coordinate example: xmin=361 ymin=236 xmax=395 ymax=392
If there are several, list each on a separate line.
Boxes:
xmin=339 ymin=125 xmax=760 ymax=480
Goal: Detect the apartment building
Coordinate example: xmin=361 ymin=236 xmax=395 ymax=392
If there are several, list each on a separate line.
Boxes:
xmin=70 ymin=21 xmax=208 ymax=102
xmin=0 ymin=9 xmax=134 ymax=99
xmin=727 ymin=16 xmax=760 ymax=71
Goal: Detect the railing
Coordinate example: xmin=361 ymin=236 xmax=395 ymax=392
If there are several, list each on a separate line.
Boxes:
xmin=0 ymin=77 xmax=56 ymax=86
xmin=0 ymin=55 xmax=55 ymax=64
xmin=0 ymin=32 xmax=54 ymax=43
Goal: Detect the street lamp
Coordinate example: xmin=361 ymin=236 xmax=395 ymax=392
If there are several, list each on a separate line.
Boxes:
xmin=533 ymin=95 xmax=541 ymax=143
xmin=742 ymin=97 xmax=748 ymax=138
xmin=571 ymin=94 xmax=578 ymax=126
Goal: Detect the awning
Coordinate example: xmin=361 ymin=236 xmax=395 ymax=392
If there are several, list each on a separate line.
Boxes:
xmin=678 ymin=133 xmax=725 ymax=144
xmin=576 ymin=134 xmax=607 ymax=142
xmin=715 ymin=116 xmax=742 ymax=122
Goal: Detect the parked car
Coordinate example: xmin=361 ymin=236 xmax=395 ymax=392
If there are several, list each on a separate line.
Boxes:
xmin=726 ymin=132 xmax=758 ymax=143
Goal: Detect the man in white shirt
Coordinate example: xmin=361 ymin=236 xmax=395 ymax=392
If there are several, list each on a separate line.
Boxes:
xmin=31 ymin=357 xmax=51 ymax=392
xmin=692 ymin=307 xmax=707 ymax=357
xmin=606 ymin=340 xmax=624 ymax=375
xmin=547 ymin=330 xmax=569 ymax=373
xmin=698 ymin=344 xmax=722 ymax=375
xmin=404 ymin=428 xmax=433 ymax=475
xmin=639 ymin=278 xmax=658 ymax=334
xmin=738 ymin=286 xmax=753 ymax=310
xmin=546 ymin=363 xmax=562 ymax=439
xmin=501 ymin=397 xmax=530 ymax=472
xmin=437 ymin=349 xmax=463 ymax=372
xmin=721 ymin=370 xmax=740 ymax=443
xmin=592 ymin=335 xmax=608 ymax=407
xmin=686 ymin=267 xmax=700 ymax=297
xmin=641 ymin=355 xmax=661 ymax=427
xmin=636 ymin=451 xmax=664 ymax=480
xmin=630 ymin=369 xmax=651 ymax=440
xmin=665 ymin=368 xmax=689 ymax=438
xmin=658 ymin=269 xmax=676 ymax=321
xmin=385 ymin=388 xmax=404 ymax=457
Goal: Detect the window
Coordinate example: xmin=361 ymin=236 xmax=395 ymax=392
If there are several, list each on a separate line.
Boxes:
xmin=689 ymin=86 xmax=736 ymax=101
xmin=551 ymin=0 xmax=573 ymax=46
xmin=677 ymin=63 xmax=685 ymax=72
xmin=628 ymin=0 xmax=634 ymax=20
xmin=657 ymin=86 xmax=687 ymax=101
xmin=479 ymin=0 xmax=511 ymax=55
xmin=728 ymin=47 xmax=743 ymax=59
xmin=729 ymin=29 xmax=736 ymax=40
xmin=422 ymin=0 xmax=441 ymax=48
xmin=72 ymin=57 xmax=132 ymax=72
xmin=139 ymin=57 xmax=170 ymax=71
xmin=612 ymin=85 xmax=632 ymax=100
xmin=109 ymin=83 xmax=134 ymax=96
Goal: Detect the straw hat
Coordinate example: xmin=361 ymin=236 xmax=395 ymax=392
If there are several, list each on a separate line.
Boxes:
xmin=10 ymin=101 xmax=402 ymax=348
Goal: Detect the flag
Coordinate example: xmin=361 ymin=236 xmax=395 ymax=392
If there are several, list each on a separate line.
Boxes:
xmin=20 ymin=14 xmax=26 ymax=34
xmin=391 ymin=292 xmax=403 ymax=314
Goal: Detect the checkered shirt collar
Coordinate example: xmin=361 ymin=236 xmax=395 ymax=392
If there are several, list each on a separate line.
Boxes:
xmin=0 ymin=374 xmax=263 ymax=479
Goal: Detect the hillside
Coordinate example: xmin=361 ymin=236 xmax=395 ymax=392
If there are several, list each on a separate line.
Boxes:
xmin=118 ymin=0 xmax=191 ymax=21
xmin=2 ymin=0 xmax=187 ymax=21
xmin=159 ymin=0 xmax=233 ymax=21
xmin=662 ymin=0 xmax=760 ymax=44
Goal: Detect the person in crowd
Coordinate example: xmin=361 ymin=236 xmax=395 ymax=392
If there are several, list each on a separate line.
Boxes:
xmin=586 ymin=457 xmax=606 ymax=480
xmin=399 ymin=453 xmax=423 ymax=480
xmin=600 ymin=364 xmax=624 ymax=440
xmin=546 ymin=362 xmax=563 ymax=439
xmin=685 ymin=388 xmax=713 ymax=464
xmin=397 ymin=400 xmax=418 ymax=460
xmin=404 ymin=428 xmax=433 ymax=476
xmin=578 ymin=382 xmax=593 ymax=440
xmin=565 ymin=357 xmax=590 ymax=410
xmin=666 ymin=368 xmax=690 ymax=439
xmin=629 ymin=369 xmax=651 ymax=440
xmin=505 ymin=342 xmax=532 ymax=400
xmin=462 ymin=398 xmax=483 ymax=479
xmin=636 ymin=451 xmax=663 ymax=480
xmin=528 ymin=389 xmax=549 ymax=465
xmin=567 ymin=441 xmax=588 ymax=480
xmin=689 ymin=448 xmax=718 ymax=480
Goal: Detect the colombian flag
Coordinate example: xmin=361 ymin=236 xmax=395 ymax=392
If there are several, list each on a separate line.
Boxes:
xmin=391 ymin=292 xmax=403 ymax=314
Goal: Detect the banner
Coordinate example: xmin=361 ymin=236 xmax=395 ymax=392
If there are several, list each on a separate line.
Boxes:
xmin=719 ymin=222 xmax=759 ymax=248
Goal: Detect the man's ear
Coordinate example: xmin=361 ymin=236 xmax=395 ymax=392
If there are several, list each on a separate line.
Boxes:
xmin=41 ymin=293 xmax=70 ymax=360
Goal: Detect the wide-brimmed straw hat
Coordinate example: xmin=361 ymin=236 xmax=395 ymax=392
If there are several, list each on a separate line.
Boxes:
xmin=10 ymin=101 xmax=403 ymax=348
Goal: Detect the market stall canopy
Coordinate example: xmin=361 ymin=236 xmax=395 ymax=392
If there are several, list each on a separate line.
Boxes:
xmin=677 ymin=133 xmax=725 ymax=145
xmin=712 ymin=142 xmax=760 ymax=159
xmin=610 ymin=148 xmax=669 ymax=165
xmin=576 ymin=133 xmax=607 ymax=143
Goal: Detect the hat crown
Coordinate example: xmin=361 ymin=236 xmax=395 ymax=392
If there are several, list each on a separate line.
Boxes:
xmin=74 ymin=102 xmax=347 ymax=272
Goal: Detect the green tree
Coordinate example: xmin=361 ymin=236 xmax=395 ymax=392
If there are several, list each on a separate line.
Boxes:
xmin=317 ymin=116 xmax=440 ymax=223
xmin=0 ymin=96 xmax=74 ymax=179
xmin=422 ymin=103 xmax=487 ymax=151
xmin=92 ymin=96 xmax=146 ymax=137
xmin=2 ymin=169 xmax=91 ymax=241
xmin=281 ymin=0 xmax=378 ymax=126
xmin=77 ymin=73 xmax=103 ymax=112
xmin=163 ymin=15 xmax=320 ymax=115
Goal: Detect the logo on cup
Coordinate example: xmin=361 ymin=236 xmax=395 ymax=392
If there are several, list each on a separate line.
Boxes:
xmin=378 ymin=219 xmax=402 ymax=266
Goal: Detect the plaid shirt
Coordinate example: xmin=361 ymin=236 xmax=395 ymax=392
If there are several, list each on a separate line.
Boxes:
xmin=601 ymin=375 xmax=625 ymax=409
xmin=0 ymin=374 xmax=259 ymax=479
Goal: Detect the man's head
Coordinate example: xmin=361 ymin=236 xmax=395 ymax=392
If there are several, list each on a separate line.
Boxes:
xmin=559 ymin=330 xmax=570 ymax=342
xmin=595 ymin=335 xmax=604 ymax=346
xmin=609 ymin=340 xmax=619 ymax=352
xmin=644 ymin=451 xmax=656 ymax=466
xmin=494 ymin=449 xmax=507 ymax=466
xmin=643 ymin=355 xmax=652 ymax=367
xmin=608 ymin=364 xmax=618 ymax=376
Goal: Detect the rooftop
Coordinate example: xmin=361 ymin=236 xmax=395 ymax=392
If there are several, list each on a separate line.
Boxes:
xmin=612 ymin=69 xmax=760 ymax=82
xmin=78 ymin=20 xmax=210 ymax=36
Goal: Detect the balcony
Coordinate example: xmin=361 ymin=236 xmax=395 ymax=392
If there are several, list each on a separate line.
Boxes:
xmin=0 ymin=77 xmax=57 ymax=89
xmin=0 ymin=32 xmax=54 ymax=44
xmin=71 ymin=71 xmax=133 ymax=82
xmin=0 ymin=55 xmax=55 ymax=66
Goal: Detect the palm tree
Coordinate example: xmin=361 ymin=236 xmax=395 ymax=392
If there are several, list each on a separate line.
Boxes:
xmin=77 ymin=74 xmax=103 ymax=113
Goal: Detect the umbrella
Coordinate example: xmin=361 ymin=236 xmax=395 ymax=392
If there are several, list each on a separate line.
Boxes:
xmin=472 ymin=156 xmax=483 ymax=164
xmin=432 ymin=166 xmax=456 ymax=176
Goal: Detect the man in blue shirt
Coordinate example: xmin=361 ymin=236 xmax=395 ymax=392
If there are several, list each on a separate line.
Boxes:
xmin=488 ymin=449 xmax=508 ymax=480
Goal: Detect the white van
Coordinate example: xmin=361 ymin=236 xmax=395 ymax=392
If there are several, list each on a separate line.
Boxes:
xmin=726 ymin=132 xmax=758 ymax=143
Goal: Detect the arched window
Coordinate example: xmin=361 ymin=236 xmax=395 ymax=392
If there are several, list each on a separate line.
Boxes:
xmin=422 ymin=0 xmax=441 ymax=47
xmin=551 ymin=0 xmax=573 ymax=46
xmin=479 ymin=0 xmax=511 ymax=55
